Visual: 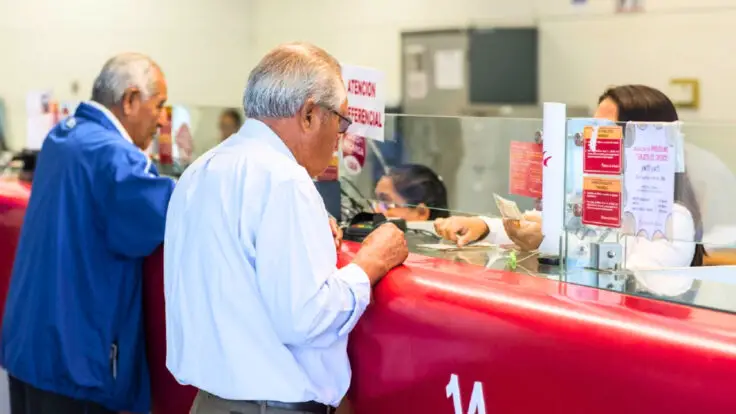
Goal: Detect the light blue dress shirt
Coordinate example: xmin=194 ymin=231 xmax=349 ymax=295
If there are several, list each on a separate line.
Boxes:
xmin=163 ymin=119 xmax=371 ymax=406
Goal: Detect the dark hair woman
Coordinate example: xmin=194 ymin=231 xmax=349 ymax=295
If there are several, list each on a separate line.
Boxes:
xmin=597 ymin=84 xmax=705 ymax=267
xmin=373 ymin=164 xmax=449 ymax=221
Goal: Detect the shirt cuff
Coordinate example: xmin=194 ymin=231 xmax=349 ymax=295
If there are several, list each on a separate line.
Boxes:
xmin=478 ymin=216 xmax=512 ymax=245
xmin=336 ymin=263 xmax=372 ymax=337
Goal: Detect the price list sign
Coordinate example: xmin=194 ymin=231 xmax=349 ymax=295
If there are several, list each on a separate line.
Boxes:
xmin=623 ymin=124 xmax=675 ymax=239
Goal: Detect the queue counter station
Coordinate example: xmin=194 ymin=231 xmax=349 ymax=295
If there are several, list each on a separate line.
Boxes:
xmin=3 ymin=107 xmax=736 ymax=414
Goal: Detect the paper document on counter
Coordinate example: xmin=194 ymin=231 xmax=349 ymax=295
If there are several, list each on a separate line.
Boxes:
xmin=418 ymin=242 xmax=495 ymax=251
xmin=493 ymin=194 xmax=523 ymax=220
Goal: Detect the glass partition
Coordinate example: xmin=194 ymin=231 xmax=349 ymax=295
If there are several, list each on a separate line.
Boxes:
xmin=153 ymin=106 xmax=736 ymax=314
xmin=340 ymin=114 xmax=542 ymax=217
xmin=563 ymin=118 xmax=736 ymax=313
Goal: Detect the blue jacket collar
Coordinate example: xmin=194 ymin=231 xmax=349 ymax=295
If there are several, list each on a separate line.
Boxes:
xmin=74 ymin=101 xmax=134 ymax=145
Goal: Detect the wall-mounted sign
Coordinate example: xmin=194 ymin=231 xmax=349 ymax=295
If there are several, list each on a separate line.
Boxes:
xmin=508 ymin=141 xmax=543 ymax=198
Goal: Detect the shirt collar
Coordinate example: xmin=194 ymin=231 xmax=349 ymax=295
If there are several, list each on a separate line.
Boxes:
xmin=236 ymin=119 xmax=297 ymax=162
xmin=84 ymin=100 xmax=134 ymax=145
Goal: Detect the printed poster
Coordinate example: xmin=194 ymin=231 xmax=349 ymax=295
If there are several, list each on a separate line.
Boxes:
xmin=622 ymin=123 xmax=675 ymax=240
xmin=316 ymin=140 xmax=339 ymax=181
xmin=342 ymin=64 xmax=386 ymax=142
xmin=508 ymin=141 xmax=543 ymax=198
xmin=433 ymin=49 xmax=464 ymax=90
xmin=342 ymin=134 xmax=366 ymax=176
xmin=405 ymin=44 xmax=428 ymax=100
xmin=316 ymin=153 xmax=339 ymax=181
xmin=172 ymin=105 xmax=194 ymax=164
xmin=582 ymin=176 xmax=622 ymax=228
xmin=157 ymin=107 xmax=173 ymax=165
xmin=25 ymin=91 xmax=56 ymax=150
xmin=583 ymin=125 xmax=623 ymax=175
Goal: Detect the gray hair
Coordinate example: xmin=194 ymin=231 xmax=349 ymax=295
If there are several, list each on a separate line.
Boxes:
xmin=91 ymin=53 xmax=161 ymax=107
xmin=243 ymin=42 xmax=346 ymax=119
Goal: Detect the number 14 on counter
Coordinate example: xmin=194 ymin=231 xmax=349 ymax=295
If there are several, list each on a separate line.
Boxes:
xmin=446 ymin=374 xmax=487 ymax=414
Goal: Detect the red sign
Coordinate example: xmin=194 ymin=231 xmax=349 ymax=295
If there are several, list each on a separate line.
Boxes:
xmin=583 ymin=126 xmax=623 ymax=175
xmin=582 ymin=176 xmax=622 ymax=228
xmin=316 ymin=139 xmax=340 ymax=181
xmin=158 ymin=107 xmax=173 ymax=165
xmin=342 ymin=134 xmax=367 ymax=175
xmin=315 ymin=153 xmax=338 ymax=181
xmin=508 ymin=141 xmax=543 ymax=198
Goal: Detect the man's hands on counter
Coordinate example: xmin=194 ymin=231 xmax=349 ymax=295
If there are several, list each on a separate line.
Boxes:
xmin=434 ymin=216 xmax=489 ymax=247
xmin=353 ymin=223 xmax=408 ymax=285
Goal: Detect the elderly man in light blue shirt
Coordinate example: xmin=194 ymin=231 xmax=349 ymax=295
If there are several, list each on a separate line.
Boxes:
xmin=163 ymin=43 xmax=408 ymax=414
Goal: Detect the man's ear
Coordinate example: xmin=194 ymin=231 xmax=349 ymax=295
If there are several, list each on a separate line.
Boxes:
xmin=415 ymin=203 xmax=431 ymax=221
xmin=299 ymin=98 xmax=318 ymax=131
xmin=121 ymin=88 xmax=141 ymax=116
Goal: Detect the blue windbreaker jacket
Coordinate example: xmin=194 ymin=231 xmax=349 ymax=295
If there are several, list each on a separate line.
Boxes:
xmin=0 ymin=102 xmax=175 ymax=413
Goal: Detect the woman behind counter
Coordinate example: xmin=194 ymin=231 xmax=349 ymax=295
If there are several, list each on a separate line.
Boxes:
xmin=372 ymin=163 xmax=450 ymax=221
xmin=435 ymin=85 xmax=706 ymax=287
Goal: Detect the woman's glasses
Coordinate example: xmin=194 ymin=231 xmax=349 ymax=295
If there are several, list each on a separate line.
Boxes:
xmin=370 ymin=200 xmax=409 ymax=212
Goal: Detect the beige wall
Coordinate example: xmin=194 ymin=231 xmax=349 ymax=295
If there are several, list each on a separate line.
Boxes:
xmin=0 ymin=0 xmax=254 ymax=149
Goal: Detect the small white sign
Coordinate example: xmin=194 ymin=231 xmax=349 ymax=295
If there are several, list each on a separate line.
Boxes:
xmin=433 ymin=49 xmax=465 ymax=90
xmin=407 ymin=72 xmax=428 ymax=100
xmin=25 ymin=91 xmax=55 ymax=150
xmin=623 ymin=123 xmax=676 ymax=240
xmin=342 ymin=64 xmax=386 ymax=142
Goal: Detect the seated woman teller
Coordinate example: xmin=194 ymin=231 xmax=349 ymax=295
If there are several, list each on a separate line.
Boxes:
xmin=435 ymin=85 xmax=705 ymax=291
xmin=372 ymin=163 xmax=450 ymax=221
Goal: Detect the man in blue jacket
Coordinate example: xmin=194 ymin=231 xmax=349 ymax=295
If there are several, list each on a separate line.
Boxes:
xmin=1 ymin=53 xmax=175 ymax=414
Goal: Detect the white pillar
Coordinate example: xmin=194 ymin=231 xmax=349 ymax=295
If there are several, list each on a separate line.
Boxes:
xmin=0 ymin=370 xmax=9 ymax=414
xmin=539 ymin=102 xmax=567 ymax=257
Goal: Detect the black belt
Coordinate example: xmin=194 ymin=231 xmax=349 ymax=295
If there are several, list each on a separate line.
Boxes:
xmin=250 ymin=400 xmax=335 ymax=414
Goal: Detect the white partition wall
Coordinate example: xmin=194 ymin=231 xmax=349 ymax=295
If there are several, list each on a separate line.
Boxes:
xmin=539 ymin=102 xmax=567 ymax=257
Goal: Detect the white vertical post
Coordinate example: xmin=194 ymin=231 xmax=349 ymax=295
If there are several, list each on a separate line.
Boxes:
xmin=539 ymin=102 xmax=567 ymax=257
xmin=0 ymin=370 xmax=8 ymax=414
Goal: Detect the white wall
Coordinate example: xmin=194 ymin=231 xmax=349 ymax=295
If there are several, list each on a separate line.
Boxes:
xmin=4 ymin=0 xmax=735 ymax=149
xmin=538 ymin=0 xmax=736 ymax=121
xmin=251 ymin=0 xmax=736 ymax=121
xmin=0 ymin=0 xmax=254 ymax=150
xmin=250 ymin=0 xmax=536 ymax=106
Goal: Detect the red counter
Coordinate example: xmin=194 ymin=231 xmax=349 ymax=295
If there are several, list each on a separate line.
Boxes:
xmin=339 ymin=243 xmax=736 ymax=413
xmin=0 ymin=179 xmax=30 ymax=330
xmin=139 ymin=242 xmax=736 ymax=414
xmin=3 ymin=179 xmax=736 ymax=414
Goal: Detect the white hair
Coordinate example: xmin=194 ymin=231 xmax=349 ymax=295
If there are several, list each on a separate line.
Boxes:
xmin=243 ymin=42 xmax=346 ymax=119
xmin=91 ymin=53 xmax=160 ymax=107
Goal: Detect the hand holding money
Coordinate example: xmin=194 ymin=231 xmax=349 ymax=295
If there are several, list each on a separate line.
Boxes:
xmin=493 ymin=194 xmax=523 ymax=220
